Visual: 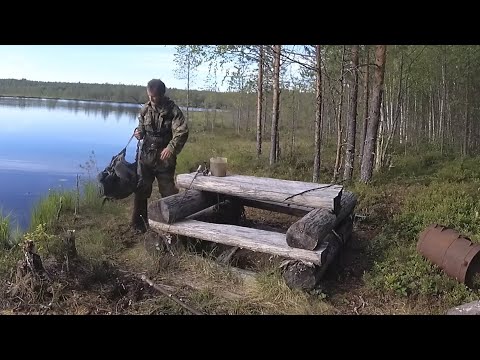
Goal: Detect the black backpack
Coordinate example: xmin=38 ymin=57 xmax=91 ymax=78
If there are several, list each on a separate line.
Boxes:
xmin=97 ymin=148 xmax=138 ymax=200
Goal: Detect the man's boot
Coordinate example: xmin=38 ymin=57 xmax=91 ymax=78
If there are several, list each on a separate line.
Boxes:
xmin=131 ymin=193 xmax=148 ymax=233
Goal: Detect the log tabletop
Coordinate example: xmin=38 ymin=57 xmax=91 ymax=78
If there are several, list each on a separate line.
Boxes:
xmin=176 ymin=173 xmax=343 ymax=213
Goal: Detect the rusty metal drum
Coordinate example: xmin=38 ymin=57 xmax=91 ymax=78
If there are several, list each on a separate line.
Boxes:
xmin=417 ymin=224 xmax=480 ymax=287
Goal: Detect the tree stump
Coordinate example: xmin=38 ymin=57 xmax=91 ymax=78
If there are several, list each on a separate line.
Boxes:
xmin=63 ymin=230 xmax=77 ymax=259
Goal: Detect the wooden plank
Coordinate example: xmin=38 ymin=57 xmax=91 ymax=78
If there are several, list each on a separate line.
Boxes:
xmin=178 ymin=173 xmax=343 ymax=196
xmin=176 ymin=173 xmax=343 ymax=212
xmin=149 ymin=219 xmax=328 ymax=265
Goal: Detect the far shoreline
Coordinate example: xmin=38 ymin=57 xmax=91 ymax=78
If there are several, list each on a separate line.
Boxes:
xmin=0 ymin=95 xmax=224 ymax=112
xmin=0 ymin=94 xmax=140 ymax=106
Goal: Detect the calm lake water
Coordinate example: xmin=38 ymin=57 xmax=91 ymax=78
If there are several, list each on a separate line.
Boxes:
xmin=0 ymin=96 xmax=147 ymax=230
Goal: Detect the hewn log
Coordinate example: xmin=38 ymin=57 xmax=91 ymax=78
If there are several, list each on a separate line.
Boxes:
xmin=176 ymin=173 xmax=343 ymax=213
xmin=148 ymin=219 xmax=328 ymax=265
xmin=282 ymin=216 xmax=354 ymax=291
xmin=315 ymin=216 xmax=354 ymax=280
xmin=286 ymin=210 xmax=336 ymax=250
xmin=281 ymin=261 xmax=318 ymax=291
xmin=286 ymin=190 xmax=357 ymax=250
xmin=148 ymin=189 xmax=217 ymax=224
xmin=239 ymin=198 xmax=313 ymax=217
xmin=186 ymin=198 xmax=244 ymax=225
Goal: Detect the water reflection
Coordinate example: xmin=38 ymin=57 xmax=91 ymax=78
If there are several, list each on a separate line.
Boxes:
xmin=0 ymin=96 xmax=144 ymax=230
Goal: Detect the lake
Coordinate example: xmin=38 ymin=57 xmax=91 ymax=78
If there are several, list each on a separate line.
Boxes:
xmin=0 ymin=96 xmax=151 ymax=230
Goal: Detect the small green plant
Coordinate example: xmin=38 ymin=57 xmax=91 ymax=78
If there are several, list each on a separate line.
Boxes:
xmin=393 ymin=181 xmax=480 ymax=240
xmin=23 ymin=223 xmax=58 ymax=257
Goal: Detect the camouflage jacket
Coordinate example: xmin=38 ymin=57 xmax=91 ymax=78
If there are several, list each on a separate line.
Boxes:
xmin=136 ymin=97 xmax=189 ymax=157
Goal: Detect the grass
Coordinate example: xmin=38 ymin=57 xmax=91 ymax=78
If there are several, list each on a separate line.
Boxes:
xmin=357 ymin=151 xmax=480 ymax=308
xmin=30 ymin=190 xmax=76 ymax=231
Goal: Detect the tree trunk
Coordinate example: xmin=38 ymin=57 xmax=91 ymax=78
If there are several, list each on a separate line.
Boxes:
xmin=263 ymin=90 xmax=268 ymax=138
xmin=343 ymin=45 xmax=359 ymax=182
xmin=360 ymin=45 xmax=387 ymax=183
xmin=203 ymin=102 xmax=210 ymax=131
xmin=246 ymin=101 xmax=250 ymax=133
xmin=256 ymin=45 xmax=264 ymax=158
xmin=375 ymin=94 xmax=386 ymax=171
xmin=270 ymin=45 xmax=281 ymax=165
xmin=379 ymin=52 xmax=404 ymax=169
xmin=440 ymin=47 xmax=447 ymax=155
xmin=186 ymin=54 xmax=190 ymax=123
xmin=333 ymin=46 xmax=346 ymax=182
xmin=290 ymin=90 xmax=297 ymax=159
xmin=313 ymin=45 xmax=323 ymax=183
xmin=359 ymin=46 xmax=370 ymax=164
xmin=464 ymin=81 xmax=470 ymax=156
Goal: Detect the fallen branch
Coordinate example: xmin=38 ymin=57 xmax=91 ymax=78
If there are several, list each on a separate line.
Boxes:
xmin=139 ymin=274 xmax=204 ymax=315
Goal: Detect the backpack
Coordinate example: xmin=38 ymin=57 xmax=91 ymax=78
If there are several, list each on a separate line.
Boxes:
xmin=97 ymin=148 xmax=138 ymax=200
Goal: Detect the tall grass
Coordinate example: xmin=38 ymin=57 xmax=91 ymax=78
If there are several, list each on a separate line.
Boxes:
xmin=81 ymin=180 xmax=105 ymax=211
xmin=30 ymin=190 xmax=75 ymax=231
xmin=0 ymin=213 xmax=11 ymax=249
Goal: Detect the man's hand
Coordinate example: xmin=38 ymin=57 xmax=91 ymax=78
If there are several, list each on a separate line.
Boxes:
xmin=134 ymin=128 xmax=142 ymax=140
xmin=160 ymin=147 xmax=173 ymax=161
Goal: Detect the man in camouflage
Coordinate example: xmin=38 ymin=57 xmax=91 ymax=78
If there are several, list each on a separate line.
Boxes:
xmin=131 ymin=79 xmax=189 ymax=233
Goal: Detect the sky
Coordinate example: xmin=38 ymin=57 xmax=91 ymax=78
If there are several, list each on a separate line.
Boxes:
xmin=0 ymin=45 xmax=233 ymax=92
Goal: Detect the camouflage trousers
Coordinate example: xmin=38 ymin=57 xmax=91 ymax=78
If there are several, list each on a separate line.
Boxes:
xmin=138 ymin=164 xmax=179 ymax=199
xmin=130 ymin=164 xmax=179 ymax=232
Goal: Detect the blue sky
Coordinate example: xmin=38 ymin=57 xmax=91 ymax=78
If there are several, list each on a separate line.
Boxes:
xmin=0 ymin=45 xmax=232 ymax=91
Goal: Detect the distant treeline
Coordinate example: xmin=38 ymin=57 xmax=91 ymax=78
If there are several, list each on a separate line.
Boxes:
xmin=0 ymin=78 xmax=242 ymax=110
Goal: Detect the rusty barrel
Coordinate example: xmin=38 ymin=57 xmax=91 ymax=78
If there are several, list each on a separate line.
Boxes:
xmin=417 ymin=224 xmax=480 ymax=287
